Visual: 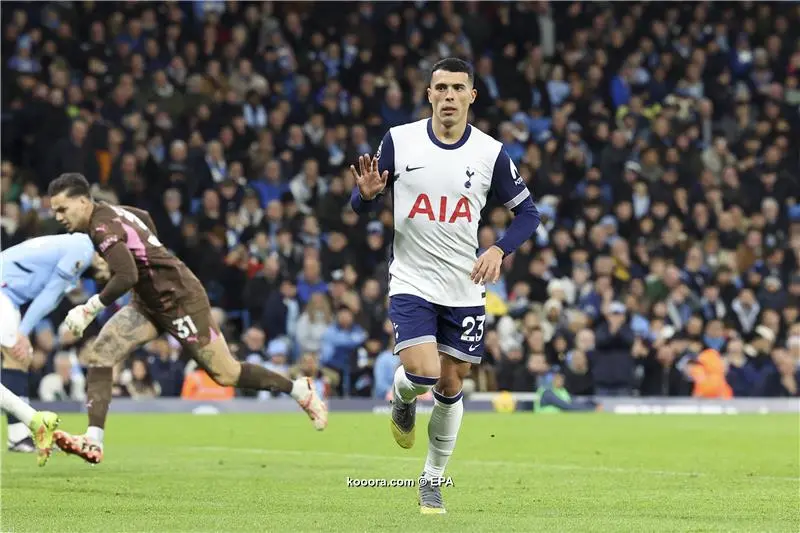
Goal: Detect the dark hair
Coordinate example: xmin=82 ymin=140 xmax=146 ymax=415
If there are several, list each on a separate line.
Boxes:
xmin=48 ymin=173 xmax=91 ymax=198
xmin=429 ymin=57 xmax=474 ymax=85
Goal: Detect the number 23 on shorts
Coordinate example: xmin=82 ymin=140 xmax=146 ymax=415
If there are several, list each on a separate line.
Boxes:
xmin=460 ymin=315 xmax=485 ymax=343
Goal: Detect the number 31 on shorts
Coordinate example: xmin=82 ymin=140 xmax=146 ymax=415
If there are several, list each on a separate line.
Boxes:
xmin=173 ymin=316 xmax=198 ymax=340
xmin=460 ymin=315 xmax=485 ymax=343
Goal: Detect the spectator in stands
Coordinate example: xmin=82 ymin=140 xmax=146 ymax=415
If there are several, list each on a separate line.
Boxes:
xmin=121 ymin=357 xmax=161 ymax=399
xmin=534 ymin=368 xmax=598 ymax=412
xmin=592 ymin=302 xmax=636 ymax=396
xmin=563 ymin=329 xmax=595 ymax=396
xmin=181 ymin=365 xmax=235 ymax=401
xmin=320 ymin=306 xmax=367 ymax=395
xmin=146 ymin=338 xmax=184 ymax=398
xmin=495 ymin=342 xmax=527 ymax=392
xmin=296 ymin=256 xmax=327 ymax=306
xmin=264 ymin=338 xmax=291 ymax=377
xmin=290 ymin=352 xmax=329 ymax=399
xmin=685 ymin=349 xmax=734 ymax=399
xmin=373 ymin=342 xmax=400 ymax=400
xmin=753 ymin=349 xmax=800 ymax=397
xmin=261 ymin=277 xmax=300 ymax=342
xmin=3 ymin=2 xmax=798 ymax=400
xmin=723 ymin=337 xmax=760 ymax=397
xmin=295 ymin=292 xmax=333 ymax=356
xmin=38 ymin=353 xmax=86 ymax=402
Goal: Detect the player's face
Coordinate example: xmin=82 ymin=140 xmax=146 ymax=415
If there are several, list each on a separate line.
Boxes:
xmin=50 ymin=193 xmax=92 ymax=233
xmin=427 ymin=70 xmax=476 ymax=128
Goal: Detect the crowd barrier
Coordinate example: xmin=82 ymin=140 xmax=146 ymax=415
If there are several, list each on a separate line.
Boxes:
xmin=30 ymin=396 xmax=800 ymax=415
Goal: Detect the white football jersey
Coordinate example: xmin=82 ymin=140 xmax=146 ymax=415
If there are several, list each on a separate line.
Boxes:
xmin=376 ymin=119 xmax=531 ymax=307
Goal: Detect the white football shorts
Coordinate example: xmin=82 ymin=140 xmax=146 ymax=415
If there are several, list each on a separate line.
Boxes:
xmin=0 ymin=289 xmax=21 ymax=348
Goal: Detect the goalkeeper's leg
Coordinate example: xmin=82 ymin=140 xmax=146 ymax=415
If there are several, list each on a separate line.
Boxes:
xmin=186 ymin=330 xmax=328 ymax=431
xmin=54 ymin=305 xmax=158 ymax=464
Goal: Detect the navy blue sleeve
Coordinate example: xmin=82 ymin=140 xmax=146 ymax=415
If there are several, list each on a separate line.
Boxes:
xmin=490 ymin=149 xmax=530 ymax=209
xmin=490 ymin=149 xmax=540 ymax=255
xmin=351 ymin=131 xmax=395 ymax=214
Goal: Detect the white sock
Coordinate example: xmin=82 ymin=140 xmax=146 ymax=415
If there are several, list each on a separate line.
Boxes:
xmin=86 ymin=426 xmax=104 ymax=445
xmin=423 ymin=390 xmax=464 ymax=480
xmin=0 ymin=383 xmax=35 ymax=426
xmin=290 ymin=378 xmax=309 ymax=401
xmin=7 ymin=422 xmax=30 ymax=444
xmin=393 ymin=366 xmax=436 ymax=404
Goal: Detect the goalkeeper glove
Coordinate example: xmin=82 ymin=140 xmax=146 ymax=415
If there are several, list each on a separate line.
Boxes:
xmin=64 ymin=295 xmax=105 ymax=337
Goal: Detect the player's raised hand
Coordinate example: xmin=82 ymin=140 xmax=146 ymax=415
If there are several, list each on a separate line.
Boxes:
xmin=350 ymin=153 xmax=388 ymax=201
xmin=471 ymin=245 xmax=504 ymax=285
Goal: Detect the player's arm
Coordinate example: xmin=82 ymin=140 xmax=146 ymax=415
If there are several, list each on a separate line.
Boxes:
xmin=97 ymin=242 xmax=139 ymax=306
xmin=490 ymin=149 xmax=540 ymax=256
xmin=18 ymin=241 xmax=95 ymax=336
xmin=64 ymin=223 xmax=138 ymax=337
xmin=471 ymin=149 xmax=540 ymax=284
xmin=18 ymin=276 xmax=73 ymax=336
xmin=350 ymin=131 xmax=395 ymax=213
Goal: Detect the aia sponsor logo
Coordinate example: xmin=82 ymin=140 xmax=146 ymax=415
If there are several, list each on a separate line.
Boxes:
xmin=407 ymin=194 xmax=471 ymax=223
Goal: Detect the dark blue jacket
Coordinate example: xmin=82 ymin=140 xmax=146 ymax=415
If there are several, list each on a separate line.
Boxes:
xmin=591 ymin=323 xmax=635 ymax=387
xmin=725 ymin=362 xmax=760 ymax=397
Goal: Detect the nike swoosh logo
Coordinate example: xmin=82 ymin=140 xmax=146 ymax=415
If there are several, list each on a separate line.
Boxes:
xmin=405 ymin=165 xmax=424 ymax=172
xmin=468 ymin=344 xmax=480 ymax=352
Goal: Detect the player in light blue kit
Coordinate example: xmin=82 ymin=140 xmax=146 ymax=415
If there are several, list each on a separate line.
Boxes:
xmin=0 ymin=233 xmax=105 ymax=465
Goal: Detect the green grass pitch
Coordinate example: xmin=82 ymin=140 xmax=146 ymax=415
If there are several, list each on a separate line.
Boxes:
xmin=1 ymin=412 xmax=798 ymax=532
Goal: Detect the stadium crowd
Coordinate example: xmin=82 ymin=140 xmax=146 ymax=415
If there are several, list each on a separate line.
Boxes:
xmin=1 ymin=1 xmax=799 ymax=402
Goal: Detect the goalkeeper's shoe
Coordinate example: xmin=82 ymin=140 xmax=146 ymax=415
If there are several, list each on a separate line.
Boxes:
xmin=390 ymin=396 xmax=416 ymax=449
xmin=53 ymin=430 xmax=103 ymax=465
xmin=28 ymin=411 xmax=60 ymax=466
xmin=294 ymin=377 xmax=328 ymax=430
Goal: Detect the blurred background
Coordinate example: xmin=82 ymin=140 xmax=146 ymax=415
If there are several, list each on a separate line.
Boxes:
xmin=1 ymin=1 xmax=798 ymax=403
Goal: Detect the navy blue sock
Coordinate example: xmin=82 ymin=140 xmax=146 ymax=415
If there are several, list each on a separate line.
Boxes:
xmin=1 ymin=369 xmax=29 ymax=425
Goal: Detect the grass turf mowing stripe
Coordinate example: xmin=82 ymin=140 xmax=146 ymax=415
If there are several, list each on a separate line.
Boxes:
xmin=187 ymin=445 xmax=800 ymax=482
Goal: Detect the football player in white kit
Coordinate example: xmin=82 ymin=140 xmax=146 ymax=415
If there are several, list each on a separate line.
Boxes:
xmin=350 ymin=58 xmax=540 ymax=513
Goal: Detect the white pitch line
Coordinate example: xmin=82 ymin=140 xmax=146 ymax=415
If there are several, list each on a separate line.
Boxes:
xmin=187 ymin=446 xmax=799 ymax=482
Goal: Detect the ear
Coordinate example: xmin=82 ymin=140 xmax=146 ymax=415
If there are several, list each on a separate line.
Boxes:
xmin=426 ymin=87 xmax=432 ymax=104
xmin=470 ymin=88 xmax=477 ymax=104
